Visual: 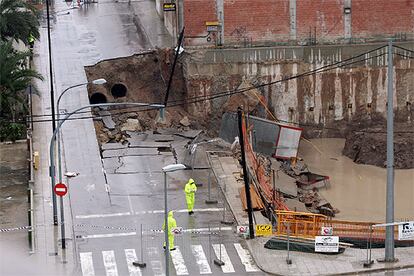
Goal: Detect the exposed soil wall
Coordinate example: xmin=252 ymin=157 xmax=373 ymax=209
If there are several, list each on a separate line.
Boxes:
xmin=342 ymin=121 xmax=414 ymax=169
xmin=84 ymin=43 xmax=414 ymax=168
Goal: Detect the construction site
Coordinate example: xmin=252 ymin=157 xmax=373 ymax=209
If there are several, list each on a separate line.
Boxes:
xmin=84 ymin=41 xmax=414 ymax=257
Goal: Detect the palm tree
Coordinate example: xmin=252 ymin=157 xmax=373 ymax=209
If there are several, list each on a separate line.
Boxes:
xmin=0 ymin=41 xmax=42 ymax=119
xmin=0 ymin=0 xmax=40 ymax=45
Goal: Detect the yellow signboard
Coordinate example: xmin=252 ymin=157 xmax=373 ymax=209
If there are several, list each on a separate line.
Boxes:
xmin=255 ymin=224 xmax=272 ymax=236
xmin=205 ymin=21 xmax=220 ymax=26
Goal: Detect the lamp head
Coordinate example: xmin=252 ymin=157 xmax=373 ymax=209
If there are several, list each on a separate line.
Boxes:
xmin=92 ymin=78 xmax=107 ymax=85
xmin=162 ymin=164 xmax=186 ymax=172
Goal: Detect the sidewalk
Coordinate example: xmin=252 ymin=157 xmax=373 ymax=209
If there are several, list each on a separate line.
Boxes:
xmin=211 ymin=154 xmax=414 ymax=275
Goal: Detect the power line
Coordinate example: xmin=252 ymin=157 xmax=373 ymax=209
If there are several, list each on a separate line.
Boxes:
xmin=393 ymin=45 xmax=414 ymax=54
xmin=12 ymin=51 xmax=388 ymax=125
xmin=29 ymin=45 xmax=388 ymax=120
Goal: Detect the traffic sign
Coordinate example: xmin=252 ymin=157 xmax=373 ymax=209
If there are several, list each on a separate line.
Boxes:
xmin=321 ymin=226 xmax=333 ymax=236
xmin=237 ymin=226 xmax=249 ymax=234
xmin=255 ymin=224 xmax=272 ymax=236
xmin=54 ymin=183 xmax=68 ymax=196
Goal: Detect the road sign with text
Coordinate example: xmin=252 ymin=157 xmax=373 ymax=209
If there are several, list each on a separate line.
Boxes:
xmin=398 ymin=221 xmax=414 ymax=240
xmin=255 ymin=224 xmax=272 ymax=236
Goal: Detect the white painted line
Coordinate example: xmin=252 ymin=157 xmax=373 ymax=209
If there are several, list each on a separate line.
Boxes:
xmin=76 ymin=208 xmax=221 ymax=219
xmin=170 ymin=247 xmax=189 ymax=275
xmin=147 ymin=247 xmax=165 ymax=276
xmin=212 ymin=244 xmax=235 ymax=273
xmin=124 ymin=249 xmax=142 ymax=276
xmin=142 ymin=226 xmax=232 ymax=235
xmin=182 ymin=226 xmax=232 ymax=233
xmin=80 ymin=252 xmax=95 ymax=276
xmin=82 ymin=232 xmax=136 ymax=239
xmin=233 ymin=243 xmax=260 ymax=272
xmin=102 ymin=250 xmax=119 ymax=276
xmin=191 ymin=245 xmax=212 ymax=274
xmin=135 ymin=207 xmax=222 ymax=215
xmin=76 ymin=212 xmax=131 ymax=219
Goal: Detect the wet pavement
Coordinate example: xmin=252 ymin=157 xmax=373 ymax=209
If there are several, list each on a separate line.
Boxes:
xmin=74 ymin=132 xmax=265 ymax=275
xmin=29 ymin=0 xmax=173 ymax=275
xmin=0 ymin=141 xmax=29 ymax=256
xmin=30 ymin=0 xmax=262 ymax=275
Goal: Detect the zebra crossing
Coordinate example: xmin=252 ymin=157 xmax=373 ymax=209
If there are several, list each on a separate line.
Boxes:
xmin=79 ymin=243 xmax=260 ymax=276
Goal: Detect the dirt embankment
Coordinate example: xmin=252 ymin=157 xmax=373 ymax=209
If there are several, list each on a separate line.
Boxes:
xmin=342 ymin=118 xmax=414 ymax=169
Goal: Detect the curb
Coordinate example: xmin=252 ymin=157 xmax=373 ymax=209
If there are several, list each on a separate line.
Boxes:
xmin=246 ymin=239 xmax=414 ymax=276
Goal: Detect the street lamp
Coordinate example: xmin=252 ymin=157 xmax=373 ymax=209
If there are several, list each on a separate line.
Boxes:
xmin=162 ymin=163 xmax=186 ymax=276
xmin=49 ymin=102 xmax=163 ymax=250
xmin=52 ymin=78 xmax=107 ymax=226
xmin=56 ymin=78 xmax=107 ymax=182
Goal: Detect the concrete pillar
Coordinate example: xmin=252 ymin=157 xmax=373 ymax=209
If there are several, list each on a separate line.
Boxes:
xmin=216 ymin=0 xmax=224 ymax=45
xmin=289 ymin=0 xmax=297 ymax=41
xmin=344 ymin=0 xmax=352 ymax=41
xmin=178 ymin=0 xmax=184 ymax=33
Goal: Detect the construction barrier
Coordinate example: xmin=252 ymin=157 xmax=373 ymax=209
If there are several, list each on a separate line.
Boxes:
xmin=242 ymin=114 xmax=288 ymax=211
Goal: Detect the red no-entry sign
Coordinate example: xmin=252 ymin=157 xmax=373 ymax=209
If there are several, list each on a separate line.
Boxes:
xmin=54 ymin=183 xmax=68 ymax=196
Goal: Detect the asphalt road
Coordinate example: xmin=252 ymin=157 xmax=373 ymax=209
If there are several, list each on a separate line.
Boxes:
xmin=74 ymin=132 xmax=265 ymax=276
xmin=38 ymin=1 xmax=264 ymax=275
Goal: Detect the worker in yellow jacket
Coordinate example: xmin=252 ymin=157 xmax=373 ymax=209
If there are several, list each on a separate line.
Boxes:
xmin=184 ymin=178 xmax=197 ymax=215
xmin=162 ymin=211 xmax=177 ymax=251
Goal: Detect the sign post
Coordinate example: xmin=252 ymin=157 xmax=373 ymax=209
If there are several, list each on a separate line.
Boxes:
xmin=54 ymin=183 xmax=67 ymax=249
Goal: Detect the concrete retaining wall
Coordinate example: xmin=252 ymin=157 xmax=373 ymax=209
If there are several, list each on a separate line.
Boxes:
xmin=183 ymin=42 xmax=414 ymax=130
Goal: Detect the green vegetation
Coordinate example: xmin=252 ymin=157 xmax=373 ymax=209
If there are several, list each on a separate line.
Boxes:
xmin=0 ymin=0 xmax=42 ymax=142
xmin=0 ymin=0 xmax=40 ymax=45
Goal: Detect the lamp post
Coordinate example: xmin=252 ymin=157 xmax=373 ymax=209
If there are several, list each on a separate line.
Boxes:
xmin=49 ymin=102 xmax=163 ymax=250
xmin=56 ymin=79 xmax=106 ymax=183
xmin=162 ymin=164 xmax=186 ymax=276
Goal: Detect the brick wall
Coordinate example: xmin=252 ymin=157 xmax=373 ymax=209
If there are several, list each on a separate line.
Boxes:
xmin=224 ymin=0 xmax=290 ymax=44
xmin=182 ymin=0 xmax=414 ymax=46
xmin=352 ymin=0 xmax=414 ymax=37
xmin=183 ymin=0 xmax=217 ymax=45
xmin=296 ymin=0 xmax=344 ymax=42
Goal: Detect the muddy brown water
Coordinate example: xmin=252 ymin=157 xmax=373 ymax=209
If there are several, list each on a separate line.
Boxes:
xmin=298 ymin=138 xmax=414 ymax=222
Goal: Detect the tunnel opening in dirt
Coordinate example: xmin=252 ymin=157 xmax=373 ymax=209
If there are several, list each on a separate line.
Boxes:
xmin=89 ymin=92 xmax=107 ymax=104
xmin=111 ymin=83 xmax=127 ymax=98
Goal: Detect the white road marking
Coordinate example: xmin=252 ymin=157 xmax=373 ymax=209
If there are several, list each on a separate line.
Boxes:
xmin=124 ymin=249 xmax=142 ymax=276
xmin=76 ymin=212 xmax=131 ymax=219
xmin=181 ymin=226 xmax=232 ymax=233
xmin=170 ymin=247 xmax=189 ymax=275
xmin=191 ymin=245 xmax=212 ymax=274
xmin=147 ymin=247 xmax=165 ymax=276
xmin=142 ymin=226 xmax=233 ymax=235
xmin=80 ymin=252 xmax=95 ymax=276
xmin=212 ymin=244 xmax=235 ymax=273
xmin=102 ymin=250 xmax=118 ymax=276
xmin=76 ymin=208 xmax=221 ymax=219
xmin=233 ymin=243 xmax=260 ymax=272
xmin=82 ymin=232 xmax=136 ymax=239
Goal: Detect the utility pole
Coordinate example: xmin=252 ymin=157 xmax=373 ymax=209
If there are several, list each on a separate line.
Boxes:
xmin=45 ymin=0 xmax=58 ymax=226
xmin=237 ymin=107 xmax=255 ymax=239
xmin=385 ymin=40 xmax=395 ymax=262
xmin=163 ymin=27 xmax=185 ymax=107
